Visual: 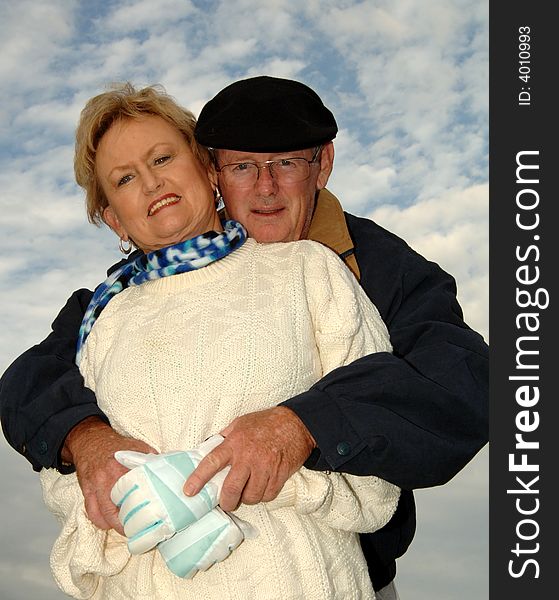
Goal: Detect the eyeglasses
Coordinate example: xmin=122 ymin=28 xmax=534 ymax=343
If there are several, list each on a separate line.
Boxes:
xmin=216 ymin=146 xmax=322 ymax=188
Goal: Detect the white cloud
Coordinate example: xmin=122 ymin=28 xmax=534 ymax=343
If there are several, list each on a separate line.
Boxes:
xmin=305 ymin=0 xmax=488 ymax=211
xmin=103 ymin=0 xmax=196 ymax=33
xmin=398 ymin=446 xmax=488 ymax=600
xmin=0 ymin=440 xmax=63 ymax=600
xmin=0 ymin=1 xmax=76 ymax=88
xmin=369 ymin=184 xmax=489 ymax=340
xmin=328 ymin=128 xmax=398 ymax=213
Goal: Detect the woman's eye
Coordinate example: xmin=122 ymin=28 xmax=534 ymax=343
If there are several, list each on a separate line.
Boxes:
xmin=117 ymin=174 xmax=133 ymax=186
xmin=154 ymin=155 xmax=171 ymax=165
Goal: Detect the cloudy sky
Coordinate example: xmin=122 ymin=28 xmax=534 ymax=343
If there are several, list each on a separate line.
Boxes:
xmin=0 ymin=1 xmax=488 ymax=598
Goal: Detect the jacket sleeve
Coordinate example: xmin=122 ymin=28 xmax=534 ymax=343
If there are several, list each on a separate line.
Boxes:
xmin=282 ymin=215 xmax=489 ymax=490
xmin=0 ymin=288 xmax=110 ymax=473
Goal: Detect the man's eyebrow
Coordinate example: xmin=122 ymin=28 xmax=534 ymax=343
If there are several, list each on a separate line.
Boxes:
xmin=220 ymin=150 xmax=311 ymax=164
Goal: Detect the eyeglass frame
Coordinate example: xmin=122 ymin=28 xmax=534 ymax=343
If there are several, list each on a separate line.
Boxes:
xmin=212 ymin=145 xmax=323 ymax=186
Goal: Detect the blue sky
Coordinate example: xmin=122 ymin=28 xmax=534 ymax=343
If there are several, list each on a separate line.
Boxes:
xmin=0 ymin=1 xmax=488 ymax=598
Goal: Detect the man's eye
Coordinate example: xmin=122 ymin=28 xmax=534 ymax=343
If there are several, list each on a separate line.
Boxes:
xmin=278 ymin=159 xmax=296 ymax=168
xmin=118 ymin=174 xmax=133 ymax=186
xmin=232 ymin=163 xmax=253 ymax=173
xmin=154 ymin=155 xmax=171 ymax=165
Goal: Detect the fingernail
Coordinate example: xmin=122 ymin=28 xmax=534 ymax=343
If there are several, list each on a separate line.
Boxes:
xmin=184 ymin=484 xmax=195 ymax=496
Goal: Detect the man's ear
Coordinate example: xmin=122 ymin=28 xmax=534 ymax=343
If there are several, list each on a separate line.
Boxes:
xmin=103 ymin=205 xmax=126 ymax=239
xmin=316 ymin=141 xmax=334 ymax=190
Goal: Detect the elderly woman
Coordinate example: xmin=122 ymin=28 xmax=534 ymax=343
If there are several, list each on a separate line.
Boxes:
xmin=40 ymin=84 xmax=399 ymax=600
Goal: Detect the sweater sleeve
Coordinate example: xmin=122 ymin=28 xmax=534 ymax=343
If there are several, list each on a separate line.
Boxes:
xmin=38 ymin=335 xmax=130 ymax=599
xmin=267 ymin=467 xmax=400 ymax=534
xmin=305 ymin=241 xmax=393 ymax=375
xmin=265 ymin=243 xmax=399 ymax=533
xmin=40 ymin=468 xmax=129 ymax=599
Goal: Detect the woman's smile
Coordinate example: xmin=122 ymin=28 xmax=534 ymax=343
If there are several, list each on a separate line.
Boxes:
xmin=147 ymin=194 xmax=182 ymax=217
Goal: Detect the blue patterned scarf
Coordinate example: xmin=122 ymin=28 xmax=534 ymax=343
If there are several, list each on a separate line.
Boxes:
xmin=76 ymin=220 xmax=247 ymax=365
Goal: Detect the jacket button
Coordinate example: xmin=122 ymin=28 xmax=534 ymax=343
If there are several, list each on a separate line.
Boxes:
xmin=336 ymin=441 xmax=351 ymax=456
xmin=39 ymin=441 xmax=48 ymax=455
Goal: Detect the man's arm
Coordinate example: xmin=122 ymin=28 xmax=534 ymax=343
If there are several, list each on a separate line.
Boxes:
xmin=0 ymin=252 xmax=138 ymax=472
xmin=0 ymin=288 xmax=109 ymax=472
xmin=0 ymin=280 xmax=154 ymax=531
xmin=186 ymin=214 xmax=488 ymax=504
xmin=284 ymin=214 xmax=488 ymax=489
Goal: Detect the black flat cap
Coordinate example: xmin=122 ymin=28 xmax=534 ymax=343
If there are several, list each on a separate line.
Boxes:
xmin=195 ymin=76 xmax=337 ymax=152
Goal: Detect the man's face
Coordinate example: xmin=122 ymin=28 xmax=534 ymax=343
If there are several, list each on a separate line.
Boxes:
xmin=214 ymin=142 xmax=334 ymax=242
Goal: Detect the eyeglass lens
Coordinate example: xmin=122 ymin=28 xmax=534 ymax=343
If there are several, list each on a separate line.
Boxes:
xmin=222 ymin=158 xmax=312 ymax=187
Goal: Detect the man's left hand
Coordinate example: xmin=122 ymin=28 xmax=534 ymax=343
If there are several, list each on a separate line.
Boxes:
xmin=183 ymin=407 xmax=316 ymax=512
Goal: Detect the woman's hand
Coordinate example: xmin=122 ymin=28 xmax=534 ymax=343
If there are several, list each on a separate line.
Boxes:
xmin=183 ymin=407 xmax=316 ymax=512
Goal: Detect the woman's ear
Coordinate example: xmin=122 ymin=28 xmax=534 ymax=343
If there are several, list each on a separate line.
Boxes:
xmin=206 ymin=164 xmax=224 ymax=209
xmin=207 ymin=163 xmax=219 ymax=190
xmin=316 ymin=141 xmax=334 ymax=190
xmin=103 ymin=205 xmax=126 ymax=239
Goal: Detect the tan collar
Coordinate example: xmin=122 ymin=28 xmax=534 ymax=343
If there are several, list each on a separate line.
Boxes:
xmin=308 ymin=189 xmax=360 ymax=280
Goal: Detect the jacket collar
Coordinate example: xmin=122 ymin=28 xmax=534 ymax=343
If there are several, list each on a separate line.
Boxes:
xmin=308 ymin=188 xmax=360 ymax=280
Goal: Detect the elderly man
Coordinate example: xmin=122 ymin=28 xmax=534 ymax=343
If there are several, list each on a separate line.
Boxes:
xmin=0 ymin=76 xmax=488 ymax=599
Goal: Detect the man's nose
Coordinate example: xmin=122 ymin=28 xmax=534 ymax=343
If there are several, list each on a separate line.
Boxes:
xmin=254 ymin=164 xmax=277 ymax=194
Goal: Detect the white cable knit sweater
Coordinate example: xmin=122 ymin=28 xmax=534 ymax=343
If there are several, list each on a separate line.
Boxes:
xmin=41 ymin=238 xmax=400 ymax=600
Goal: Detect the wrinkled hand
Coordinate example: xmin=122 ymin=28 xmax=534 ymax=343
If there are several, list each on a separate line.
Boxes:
xmin=62 ymin=417 xmax=155 ymax=534
xmin=183 ymin=407 xmax=316 ymax=511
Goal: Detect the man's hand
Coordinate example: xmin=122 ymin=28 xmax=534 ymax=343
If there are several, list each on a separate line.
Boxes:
xmin=61 ymin=417 xmax=155 ymax=534
xmin=183 ymin=407 xmax=316 ymax=512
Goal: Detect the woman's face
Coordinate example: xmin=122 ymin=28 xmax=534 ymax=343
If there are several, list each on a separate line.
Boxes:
xmin=96 ymin=115 xmax=221 ymax=253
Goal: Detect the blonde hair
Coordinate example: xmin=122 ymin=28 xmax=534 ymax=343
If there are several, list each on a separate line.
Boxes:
xmin=74 ymin=83 xmax=211 ymax=225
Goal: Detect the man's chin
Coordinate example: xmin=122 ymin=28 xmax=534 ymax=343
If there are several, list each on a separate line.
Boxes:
xmin=241 ymin=212 xmax=288 ymax=242
xmin=248 ymin=224 xmax=293 ymax=244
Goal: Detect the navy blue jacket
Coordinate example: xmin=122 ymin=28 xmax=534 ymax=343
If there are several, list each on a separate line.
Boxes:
xmin=0 ymin=211 xmax=488 ymax=591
